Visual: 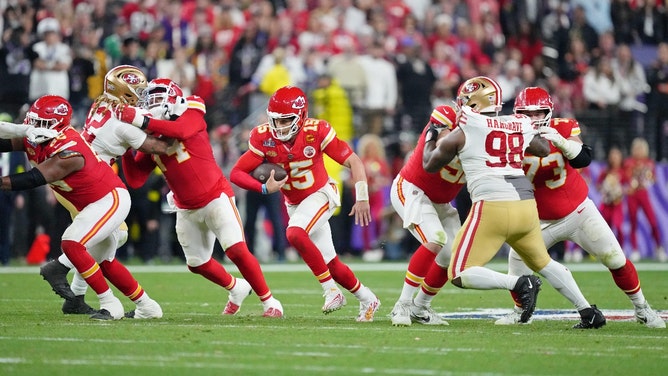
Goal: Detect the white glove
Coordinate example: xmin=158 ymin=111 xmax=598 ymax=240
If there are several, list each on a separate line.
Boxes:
xmin=165 ymin=96 xmax=188 ymax=117
xmin=537 ymin=126 xmax=581 ymax=159
xmin=537 ymin=126 xmax=566 ymax=148
xmin=25 ymin=126 xmax=59 ymax=144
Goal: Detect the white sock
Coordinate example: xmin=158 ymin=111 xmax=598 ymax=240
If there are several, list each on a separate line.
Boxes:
xmin=628 ymin=291 xmax=647 ymax=307
xmin=538 ymin=260 xmax=590 ymax=311
xmin=398 ymin=282 xmax=419 ymax=302
xmin=70 ymin=272 xmax=88 ymax=296
xmin=97 ymin=289 xmax=114 ymax=304
xmin=353 ymin=285 xmax=374 ymax=302
xmin=58 ymin=254 xmax=74 ymax=269
xmin=459 ymin=266 xmax=518 ymax=290
xmin=413 ymin=289 xmax=434 ymax=307
xmin=321 ymin=279 xmax=337 ymax=291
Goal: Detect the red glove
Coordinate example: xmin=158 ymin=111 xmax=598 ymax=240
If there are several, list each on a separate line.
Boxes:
xmin=114 ymin=104 xmax=149 ymax=129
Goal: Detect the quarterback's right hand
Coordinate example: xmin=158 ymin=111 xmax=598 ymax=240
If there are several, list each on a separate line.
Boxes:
xmin=25 ymin=126 xmax=59 ymax=143
xmin=114 ymin=104 xmax=149 ymax=129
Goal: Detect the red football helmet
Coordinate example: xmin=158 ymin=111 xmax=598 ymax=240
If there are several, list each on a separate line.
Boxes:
xmin=513 ymin=87 xmax=553 ymax=127
xmin=142 ymin=78 xmax=184 ymax=114
xmin=24 ymin=95 xmax=72 ymax=132
xmin=430 ymin=104 xmax=457 ymax=130
xmin=455 ymin=76 xmax=502 ymax=114
xmin=266 ymin=86 xmax=308 ymax=141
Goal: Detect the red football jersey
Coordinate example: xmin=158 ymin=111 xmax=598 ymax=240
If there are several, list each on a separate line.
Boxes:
xmin=22 ymin=126 xmax=126 ymax=211
xmin=523 ymin=117 xmax=589 ymax=220
xmin=143 ymin=96 xmax=234 ymax=209
xmin=247 ymin=118 xmax=353 ymax=205
xmin=400 ymin=125 xmax=465 ymax=204
xmin=623 ymin=156 xmax=655 ymax=193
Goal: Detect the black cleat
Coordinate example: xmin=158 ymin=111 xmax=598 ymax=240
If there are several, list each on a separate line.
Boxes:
xmin=62 ymin=295 xmax=97 ymax=315
xmin=573 ymin=305 xmax=606 ymax=329
xmin=90 ymin=309 xmax=115 ymax=321
xmin=40 ymin=260 xmax=76 ymax=301
xmin=512 ymin=275 xmax=542 ymax=323
xmin=124 ymin=310 xmax=136 ymax=319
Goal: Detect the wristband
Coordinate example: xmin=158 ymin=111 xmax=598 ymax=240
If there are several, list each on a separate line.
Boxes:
xmin=354 ymin=181 xmax=369 ymax=201
xmin=261 ymin=183 xmax=268 ymax=195
xmin=141 ymin=116 xmax=150 ymax=130
xmin=8 ymin=168 xmax=47 ymax=191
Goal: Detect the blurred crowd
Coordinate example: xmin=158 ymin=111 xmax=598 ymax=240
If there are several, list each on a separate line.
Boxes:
xmin=1 ymin=0 xmax=668 ymax=265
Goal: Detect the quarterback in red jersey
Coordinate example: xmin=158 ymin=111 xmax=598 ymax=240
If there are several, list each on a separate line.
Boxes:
xmin=0 ymin=95 xmax=160 ymax=320
xmin=118 ymin=78 xmax=283 ymax=318
xmin=389 ymin=104 xmax=464 ymax=326
xmin=230 ymin=86 xmax=381 ymax=322
xmin=496 ymin=87 xmax=664 ymax=328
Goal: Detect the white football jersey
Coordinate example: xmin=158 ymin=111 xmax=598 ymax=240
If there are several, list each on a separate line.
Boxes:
xmin=457 ymin=106 xmax=536 ymax=202
xmin=82 ymin=101 xmax=150 ymax=165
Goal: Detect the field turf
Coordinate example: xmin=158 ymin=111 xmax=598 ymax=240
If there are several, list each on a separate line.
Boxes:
xmin=1 ymin=261 xmax=666 ymax=376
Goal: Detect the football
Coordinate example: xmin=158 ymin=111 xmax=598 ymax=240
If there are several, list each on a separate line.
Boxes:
xmin=251 ymin=163 xmax=288 ymax=183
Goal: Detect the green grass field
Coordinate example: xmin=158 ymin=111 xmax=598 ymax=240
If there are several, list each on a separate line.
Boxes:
xmin=1 ymin=261 xmax=667 ymax=376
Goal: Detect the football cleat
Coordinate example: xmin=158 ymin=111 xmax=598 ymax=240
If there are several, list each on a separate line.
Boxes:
xmin=40 ymin=260 xmax=76 ymax=301
xmin=573 ymin=305 xmax=606 ymax=329
xmin=125 ymin=298 xmax=163 ymax=319
xmin=223 ymin=278 xmax=252 ymax=315
xmin=635 ymin=302 xmax=666 ymax=329
xmin=390 ymin=300 xmax=412 ymax=326
xmin=409 ymin=303 xmax=449 ymax=326
xmin=62 ymin=295 xmax=96 ymax=315
xmin=262 ymin=298 xmax=284 ymax=318
xmin=356 ymin=293 xmax=381 ymax=322
xmin=494 ymin=306 xmax=533 ymax=325
xmin=512 ymin=275 xmax=542 ymax=323
xmin=322 ymin=287 xmax=347 ymax=314
xmin=91 ymin=296 xmax=124 ymax=320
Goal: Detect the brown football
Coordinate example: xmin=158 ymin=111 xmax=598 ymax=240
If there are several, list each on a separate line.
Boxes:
xmin=251 ymin=163 xmax=288 ymax=183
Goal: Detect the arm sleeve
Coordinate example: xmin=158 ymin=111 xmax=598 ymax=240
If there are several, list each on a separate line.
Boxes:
xmin=121 ymin=150 xmax=156 ymax=189
xmin=0 ymin=121 xmax=27 ymax=139
xmin=229 ymin=151 xmax=265 ymax=193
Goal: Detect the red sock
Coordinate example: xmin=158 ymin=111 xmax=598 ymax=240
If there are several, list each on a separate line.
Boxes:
xmin=406 ymin=245 xmax=437 ymax=287
xmin=188 ymin=258 xmax=234 ymax=289
xmin=61 ymin=240 xmax=109 ymax=294
xmin=328 ymin=256 xmax=360 ymax=292
xmin=421 ymin=261 xmax=448 ymax=296
xmin=286 ymin=226 xmax=331 ymax=282
xmin=610 ymin=259 xmax=641 ymax=294
xmin=100 ymin=259 xmax=144 ymax=301
xmin=226 ymin=242 xmax=272 ymax=301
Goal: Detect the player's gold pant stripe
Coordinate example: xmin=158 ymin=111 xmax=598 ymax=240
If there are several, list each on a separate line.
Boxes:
xmin=81 ymin=189 xmax=120 ymax=245
xmin=305 ymin=202 xmax=329 ymax=233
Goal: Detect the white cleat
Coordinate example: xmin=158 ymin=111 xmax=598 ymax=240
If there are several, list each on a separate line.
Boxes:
xmin=322 ymin=287 xmax=347 ymax=314
xmin=390 ymin=300 xmax=412 ymax=326
xmin=356 ymin=293 xmax=380 ymax=322
xmin=92 ymin=295 xmax=125 ymax=320
xmin=635 ymin=302 xmax=666 ymax=329
xmin=409 ymin=303 xmax=449 ymax=325
xmin=128 ymin=298 xmax=163 ymax=319
xmin=494 ymin=307 xmax=533 ymax=325
xmin=223 ymin=278 xmax=253 ymax=315
xmin=262 ymin=297 xmax=284 ymax=318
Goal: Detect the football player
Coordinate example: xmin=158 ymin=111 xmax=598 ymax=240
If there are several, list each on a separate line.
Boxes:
xmin=39 ymin=65 xmax=169 ymax=318
xmin=117 ymin=78 xmax=284 ymax=318
xmin=229 ymin=85 xmax=381 ymax=322
xmin=423 ymin=76 xmax=605 ymax=328
xmin=495 ymin=87 xmax=664 ymax=328
xmin=0 ymin=95 xmax=160 ymax=320
xmin=388 ymin=105 xmax=464 ymax=326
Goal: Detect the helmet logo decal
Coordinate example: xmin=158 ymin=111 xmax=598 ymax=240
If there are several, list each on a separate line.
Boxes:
xmin=463 ymin=82 xmax=481 ymax=94
xmin=293 ymin=96 xmax=306 ymax=109
xmin=54 ymin=103 xmax=69 ymax=115
xmin=122 ymin=72 xmax=142 ymax=85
